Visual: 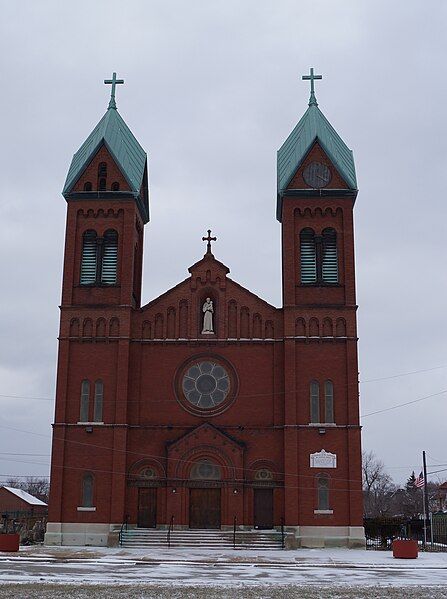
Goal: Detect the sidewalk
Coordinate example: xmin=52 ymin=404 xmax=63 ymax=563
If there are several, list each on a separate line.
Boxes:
xmin=0 ymin=545 xmax=445 ymax=597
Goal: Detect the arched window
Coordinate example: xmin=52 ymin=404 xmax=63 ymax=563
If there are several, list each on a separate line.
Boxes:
xmin=324 ymin=380 xmax=334 ymax=423
xmin=254 ymin=468 xmax=274 ymax=482
xmin=140 ymin=467 xmax=157 ymax=479
xmin=317 ymin=474 xmax=330 ymax=510
xmin=93 ymin=380 xmax=103 ymax=422
xmin=310 ymin=380 xmax=320 ymax=423
xmin=322 ymin=228 xmax=338 ymax=283
xmin=190 ymin=459 xmax=221 ymax=480
xmin=80 ymin=380 xmax=90 ymax=422
xmin=83 ymin=181 xmax=92 ymax=191
xmin=80 ymin=230 xmax=98 ymax=285
xmin=101 ymin=230 xmax=118 ymax=284
xmin=300 ymin=228 xmax=317 ymax=283
xmin=82 ymin=473 xmax=94 ymax=507
xmin=111 ymin=181 xmax=120 ymax=191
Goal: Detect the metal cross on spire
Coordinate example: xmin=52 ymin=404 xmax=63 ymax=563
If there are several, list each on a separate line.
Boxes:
xmin=202 ymin=229 xmax=217 ymax=254
xmin=104 ymin=72 xmax=124 ymax=110
xmin=302 ymin=67 xmax=322 ymax=107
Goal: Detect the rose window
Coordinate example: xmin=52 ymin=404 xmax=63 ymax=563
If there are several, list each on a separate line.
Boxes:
xmin=182 ymin=361 xmax=230 ymax=409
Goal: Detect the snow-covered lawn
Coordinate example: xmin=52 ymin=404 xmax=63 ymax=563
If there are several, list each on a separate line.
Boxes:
xmin=0 ymin=546 xmax=445 ymax=597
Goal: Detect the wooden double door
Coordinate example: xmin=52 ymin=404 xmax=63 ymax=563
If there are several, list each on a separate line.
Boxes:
xmin=137 ymin=487 xmax=157 ymax=528
xmin=189 ymin=488 xmax=221 ymax=529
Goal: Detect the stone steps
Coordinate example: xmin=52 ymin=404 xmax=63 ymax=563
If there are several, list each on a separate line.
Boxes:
xmin=120 ymin=528 xmax=285 ymax=550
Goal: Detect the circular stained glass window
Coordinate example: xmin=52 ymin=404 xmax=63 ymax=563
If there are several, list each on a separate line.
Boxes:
xmin=182 ymin=361 xmax=230 ymax=409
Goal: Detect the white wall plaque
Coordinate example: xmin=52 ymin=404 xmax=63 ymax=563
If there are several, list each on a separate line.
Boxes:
xmin=310 ymin=449 xmax=337 ymax=469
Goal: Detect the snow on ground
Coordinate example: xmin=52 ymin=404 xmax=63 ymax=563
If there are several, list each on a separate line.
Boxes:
xmin=0 ymin=545 xmax=445 ymax=597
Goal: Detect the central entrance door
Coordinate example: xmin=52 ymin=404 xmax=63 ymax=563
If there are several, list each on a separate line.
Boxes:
xmin=189 ymin=488 xmax=221 ymax=529
xmin=254 ymin=488 xmax=274 ymax=529
xmin=137 ymin=487 xmax=157 ymax=528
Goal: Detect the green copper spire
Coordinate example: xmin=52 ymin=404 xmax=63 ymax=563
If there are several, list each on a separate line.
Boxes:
xmin=104 ymin=71 xmax=124 ymax=110
xmin=276 ymin=70 xmax=357 ymax=221
xmin=62 ymin=73 xmax=149 ymax=223
xmin=302 ymin=67 xmax=322 ymax=107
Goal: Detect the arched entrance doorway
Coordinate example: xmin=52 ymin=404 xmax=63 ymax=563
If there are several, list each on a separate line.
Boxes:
xmin=189 ymin=459 xmax=221 ymax=529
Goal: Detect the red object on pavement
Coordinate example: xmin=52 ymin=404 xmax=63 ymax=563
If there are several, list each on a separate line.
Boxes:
xmin=392 ymin=539 xmax=418 ymax=559
xmin=0 ymin=533 xmax=19 ymax=552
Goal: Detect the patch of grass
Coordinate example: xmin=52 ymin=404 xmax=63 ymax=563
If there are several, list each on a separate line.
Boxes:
xmin=0 ymin=585 xmax=446 ymax=599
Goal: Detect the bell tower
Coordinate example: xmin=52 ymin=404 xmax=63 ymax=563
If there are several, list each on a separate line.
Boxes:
xmin=46 ymin=74 xmax=149 ymax=542
xmin=278 ymin=69 xmax=364 ymax=547
xmin=60 ymin=72 xmax=149 ymax=311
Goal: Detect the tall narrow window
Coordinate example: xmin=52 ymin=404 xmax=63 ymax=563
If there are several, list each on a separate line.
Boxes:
xmin=101 ymin=230 xmax=118 ymax=284
xmin=310 ymin=380 xmax=320 ymax=423
xmin=300 ymin=228 xmax=317 ymax=283
xmin=322 ymin=228 xmax=338 ymax=283
xmin=317 ymin=474 xmax=330 ymax=510
xmin=98 ymin=162 xmax=107 ymax=191
xmin=82 ymin=473 xmax=94 ymax=507
xmin=80 ymin=231 xmax=98 ymax=284
xmin=93 ymin=380 xmax=103 ymax=422
xmin=80 ymin=380 xmax=90 ymax=422
xmin=324 ymin=380 xmax=334 ymax=423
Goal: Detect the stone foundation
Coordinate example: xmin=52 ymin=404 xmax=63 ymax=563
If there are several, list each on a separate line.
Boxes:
xmin=44 ymin=522 xmax=120 ymax=547
xmin=286 ymin=525 xmax=365 ymax=549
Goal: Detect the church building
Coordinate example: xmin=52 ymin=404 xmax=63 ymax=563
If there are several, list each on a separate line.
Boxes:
xmin=45 ymin=70 xmax=364 ymax=548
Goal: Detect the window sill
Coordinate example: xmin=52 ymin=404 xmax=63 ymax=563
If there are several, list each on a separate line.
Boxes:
xmin=308 ymin=423 xmax=336 ymax=427
xmin=77 ymin=422 xmax=105 ymax=425
xmin=314 ymin=509 xmax=333 ymax=515
xmin=77 ymin=284 xmax=120 ymax=289
xmin=299 ymin=283 xmax=341 ymax=288
xmin=77 ymin=507 xmax=96 ymax=512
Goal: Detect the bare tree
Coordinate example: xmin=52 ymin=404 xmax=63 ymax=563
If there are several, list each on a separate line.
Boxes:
xmin=362 ymin=450 xmax=396 ymax=517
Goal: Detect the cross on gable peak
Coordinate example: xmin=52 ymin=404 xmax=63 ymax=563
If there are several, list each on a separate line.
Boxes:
xmin=202 ymin=229 xmax=217 ymax=255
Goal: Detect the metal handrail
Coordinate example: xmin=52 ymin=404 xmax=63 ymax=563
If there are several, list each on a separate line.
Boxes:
xmin=167 ymin=515 xmax=174 ymax=549
xmin=280 ymin=517 xmax=285 ymax=549
xmin=233 ymin=515 xmax=237 ymax=550
xmin=119 ymin=515 xmax=129 ymax=546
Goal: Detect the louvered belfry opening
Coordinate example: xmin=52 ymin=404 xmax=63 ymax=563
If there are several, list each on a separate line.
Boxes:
xmin=80 ymin=229 xmax=118 ymax=286
xmin=80 ymin=230 xmax=98 ymax=284
xmin=300 ymin=228 xmax=317 ymax=283
xmin=101 ymin=229 xmax=118 ymax=284
xmin=300 ymin=227 xmax=338 ymax=285
xmin=322 ymin=228 xmax=338 ymax=283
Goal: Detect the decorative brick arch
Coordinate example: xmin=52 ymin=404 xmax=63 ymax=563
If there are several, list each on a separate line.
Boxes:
xmin=248 ymin=459 xmax=280 ymax=481
xmin=128 ymin=457 xmax=165 ymax=478
xmin=174 ymin=445 xmax=236 ymax=480
xmin=166 ymin=423 xmax=244 ymax=481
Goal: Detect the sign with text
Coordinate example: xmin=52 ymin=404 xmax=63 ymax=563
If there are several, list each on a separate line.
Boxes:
xmin=310 ymin=450 xmax=337 ymax=469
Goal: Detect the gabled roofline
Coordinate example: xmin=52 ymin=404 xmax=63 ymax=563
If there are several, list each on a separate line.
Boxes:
xmin=166 ymin=422 xmax=245 ymax=449
xmin=63 ymin=138 xmax=144 ymax=197
xmin=139 ymin=262 xmax=278 ymax=312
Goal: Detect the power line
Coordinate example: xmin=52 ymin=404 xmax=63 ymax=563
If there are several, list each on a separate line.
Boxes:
xmin=360 ymin=389 xmax=447 ymax=418
xmin=361 ymin=364 xmax=447 ymax=383
xmin=0 ymin=421 xmax=441 ymax=487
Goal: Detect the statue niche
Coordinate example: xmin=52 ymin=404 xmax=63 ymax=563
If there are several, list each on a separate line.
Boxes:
xmin=201 ymin=297 xmax=215 ymax=334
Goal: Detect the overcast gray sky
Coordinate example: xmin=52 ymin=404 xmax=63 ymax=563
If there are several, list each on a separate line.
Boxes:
xmin=0 ymin=0 xmax=446 ymax=487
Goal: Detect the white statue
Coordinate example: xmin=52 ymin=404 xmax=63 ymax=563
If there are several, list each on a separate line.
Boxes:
xmin=202 ymin=297 xmax=214 ymax=334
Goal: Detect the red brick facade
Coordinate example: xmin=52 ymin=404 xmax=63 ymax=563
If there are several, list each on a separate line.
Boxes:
xmin=46 ymin=127 xmax=364 ymax=547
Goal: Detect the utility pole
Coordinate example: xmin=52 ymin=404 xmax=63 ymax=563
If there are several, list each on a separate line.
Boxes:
xmin=423 ymin=450 xmax=429 ymax=548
